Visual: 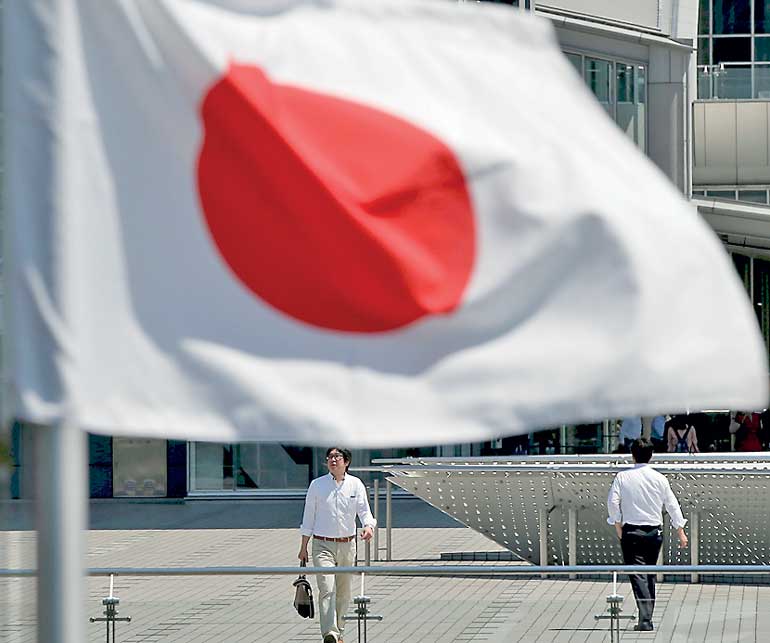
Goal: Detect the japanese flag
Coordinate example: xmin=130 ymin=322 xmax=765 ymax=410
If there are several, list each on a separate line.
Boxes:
xmin=3 ymin=0 xmax=767 ymax=446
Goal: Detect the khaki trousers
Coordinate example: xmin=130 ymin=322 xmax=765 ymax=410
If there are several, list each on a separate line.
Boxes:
xmin=312 ymin=537 xmax=356 ymax=640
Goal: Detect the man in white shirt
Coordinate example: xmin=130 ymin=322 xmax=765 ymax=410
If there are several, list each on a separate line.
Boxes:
xmin=299 ymin=447 xmax=376 ymax=643
xmin=607 ymin=438 xmax=688 ymax=632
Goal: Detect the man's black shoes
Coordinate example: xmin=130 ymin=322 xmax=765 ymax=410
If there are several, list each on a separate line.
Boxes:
xmin=633 ymin=622 xmax=654 ymax=631
xmin=323 ymin=635 xmax=337 ymax=643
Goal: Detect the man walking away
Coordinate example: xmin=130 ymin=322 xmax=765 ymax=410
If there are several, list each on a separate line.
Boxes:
xmin=607 ymin=438 xmax=688 ymax=631
xmin=299 ymin=448 xmax=376 ymax=643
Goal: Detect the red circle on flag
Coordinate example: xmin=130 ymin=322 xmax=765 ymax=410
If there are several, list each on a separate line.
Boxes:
xmin=197 ymin=63 xmax=476 ymax=333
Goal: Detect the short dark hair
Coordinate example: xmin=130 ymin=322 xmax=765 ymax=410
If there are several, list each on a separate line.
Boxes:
xmin=326 ymin=447 xmax=352 ymax=470
xmin=631 ymin=438 xmax=654 ymax=463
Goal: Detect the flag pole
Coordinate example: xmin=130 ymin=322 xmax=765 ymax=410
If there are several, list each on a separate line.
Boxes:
xmin=35 ymin=421 xmax=87 ymax=643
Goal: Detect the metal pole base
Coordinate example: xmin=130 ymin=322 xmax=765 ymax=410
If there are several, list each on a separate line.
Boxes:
xmin=594 ymin=594 xmax=635 ymax=643
xmin=90 ymin=596 xmax=131 ymax=642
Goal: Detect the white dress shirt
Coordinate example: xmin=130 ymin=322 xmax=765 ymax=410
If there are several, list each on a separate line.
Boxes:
xmin=607 ymin=464 xmax=687 ymax=529
xmin=300 ymin=473 xmax=376 ymax=538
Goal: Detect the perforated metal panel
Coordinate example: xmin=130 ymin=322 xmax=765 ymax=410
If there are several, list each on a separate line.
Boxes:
xmin=383 ymin=455 xmax=770 ymax=567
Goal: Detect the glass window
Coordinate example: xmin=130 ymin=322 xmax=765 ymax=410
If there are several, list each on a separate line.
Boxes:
xmin=585 ymin=57 xmax=612 ymax=114
xmin=756 ymin=0 xmax=770 ymax=34
xmin=707 ymin=189 xmax=738 ymax=198
xmin=756 ymin=37 xmax=770 ymax=61
xmin=564 ymin=52 xmax=582 ymax=76
xmin=616 ymin=63 xmax=635 ymax=103
xmin=714 ymin=0 xmax=751 ymax=34
xmin=699 ymin=0 xmax=711 ymax=34
xmin=636 ymin=65 xmax=647 ymax=104
xmin=616 ymin=64 xmax=646 ymax=152
xmin=235 ymin=444 xmax=313 ymax=489
xmin=189 ymin=442 xmax=314 ymax=491
xmin=715 ymin=64 xmax=752 ymax=97
xmin=698 ymin=67 xmax=714 ymax=98
xmin=698 ymin=38 xmax=710 ymax=65
xmin=733 ymin=252 xmax=751 ymax=295
xmin=192 ymin=442 xmax=234 ymax=490
xmin=692 ymin=189 xmax=707 ymax=195
xmin=738 ymin=189 xmax=769 ymax=203
xmin=756 ymin=64 xmax=770 ymax=96
xmin=112 ymin=438 xmax=167 ymax=497
xmin=187 ymin=443 xmax=440 ymax=492
xmin=713 ymin=37 xmax=752 ymax=63
xmin=754 ymin=257 xmax=770 ymax=365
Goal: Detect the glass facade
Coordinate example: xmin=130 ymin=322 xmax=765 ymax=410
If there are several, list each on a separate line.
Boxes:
xmin=729 ymin=251 xmax=770 ymax=365
xmin=698 ymin=0 xmax=770 ymax=98
xmin=187 ymin=428 xmax=621 ymax=493
xmin=188 ymin=443 xmax=445 ymax=491
xmin=693 ymin=185 xmax=770 ymax=203
xmin=565 ymin=52 xmax=647 ymax=152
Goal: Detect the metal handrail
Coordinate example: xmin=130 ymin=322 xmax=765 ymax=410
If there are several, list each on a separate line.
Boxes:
xmin=354 ymin=463 xmax=770 ymax=474
xmin=2 ymin=564 xmax=770 ymax=578
xmin=372 ymin=453 xmax=770 ymax=464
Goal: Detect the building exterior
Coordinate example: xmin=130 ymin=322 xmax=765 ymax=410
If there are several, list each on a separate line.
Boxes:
xmin=691 ymin=0 xmax=770 ymax=377
xmin=10 ymin=0 xmax=768 ymax=499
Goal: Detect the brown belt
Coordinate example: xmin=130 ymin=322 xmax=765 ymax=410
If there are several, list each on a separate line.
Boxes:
xmin=314 ymin=535 xmax=355 ymax=542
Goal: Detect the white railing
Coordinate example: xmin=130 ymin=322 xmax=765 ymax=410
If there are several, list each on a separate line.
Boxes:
xmin=2 ymin=563 xmax=770 ymax=578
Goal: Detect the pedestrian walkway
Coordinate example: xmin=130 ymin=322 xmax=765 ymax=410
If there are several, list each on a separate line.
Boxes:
xmin=4 ymin=524 xmax=770 ymax=642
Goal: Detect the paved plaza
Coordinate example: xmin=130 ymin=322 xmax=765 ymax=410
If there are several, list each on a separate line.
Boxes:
xmin=2 ymin=500 xmax=770 ymax=642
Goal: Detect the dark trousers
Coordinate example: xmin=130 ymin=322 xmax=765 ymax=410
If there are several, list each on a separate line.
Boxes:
xmin=621 ymin=524 xmax=663 ymax=627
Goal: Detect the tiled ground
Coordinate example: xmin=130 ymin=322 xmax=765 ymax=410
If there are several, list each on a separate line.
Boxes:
xmin=3 ymin=527 xmax=770 ymax=642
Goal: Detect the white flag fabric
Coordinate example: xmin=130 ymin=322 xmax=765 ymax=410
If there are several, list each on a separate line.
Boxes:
xmin=4 ymin=0 xmax=767 ymax=446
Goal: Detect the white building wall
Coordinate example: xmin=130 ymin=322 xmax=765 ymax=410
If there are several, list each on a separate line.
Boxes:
xmin=539 ymin=0 xmax=661 ymax=31
xmin=694 ymin=101 xmax=770 ymax=185
xmin=648 ymin=45 xmax=690 ymax=190
xmin=668 ymin=0 xmax=699 ymax=41
xmin=553 ymin=22 xmax=693 ymax=193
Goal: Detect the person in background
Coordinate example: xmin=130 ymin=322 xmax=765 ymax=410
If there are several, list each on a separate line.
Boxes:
xmin=619 ymin=416 xmax=642 ymax=451
xmin=607 ymin=439 xmax=688 ymax=632
xmin=736 ymin=411 xmax=763 ymax=452
xmin=650 ymin=415 xmax=666 ymax=452
xmin=667 ymin=415 xmax=699 ymax=453
xmin=299 ymin=448 xmax=376 ymax=643
xmin=729 ymin=412 xmax=743 ymax=451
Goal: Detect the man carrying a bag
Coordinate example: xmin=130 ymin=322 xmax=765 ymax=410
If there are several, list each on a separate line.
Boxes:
xmin=299 ymin=447 xmax=376 ymax=643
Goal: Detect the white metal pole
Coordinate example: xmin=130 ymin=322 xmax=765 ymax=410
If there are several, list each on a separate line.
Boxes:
xmin=690 ymin=511 xmax=700 ymax=584
xmin=568 ymin=508 xmax=577 ymax=579
xmin=386 ymin=479 xmax=392 ymax=561
xmin=36 ymin=422 xmax=87 ymax=643
xmin=657 ymin=514 xmax=668 ymax=584
xmin=373 ymin=479 xmax=379 ymax=562
xmin=538 ymin=507 xmax=549 ymax=578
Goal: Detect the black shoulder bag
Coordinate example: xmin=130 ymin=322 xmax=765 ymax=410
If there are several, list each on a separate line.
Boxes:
xmin=293 ymin=560 xmax=315 ymax=619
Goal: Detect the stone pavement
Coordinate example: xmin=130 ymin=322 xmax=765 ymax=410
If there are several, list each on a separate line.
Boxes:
xmin=4 ymin=523 xmax=770 ymax=642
